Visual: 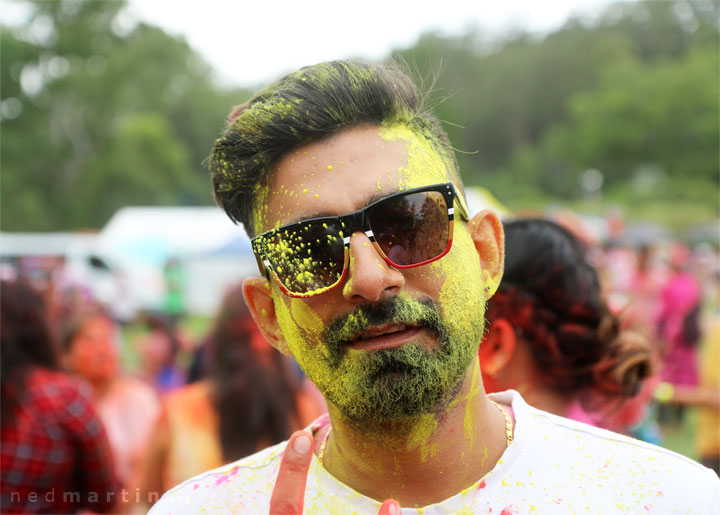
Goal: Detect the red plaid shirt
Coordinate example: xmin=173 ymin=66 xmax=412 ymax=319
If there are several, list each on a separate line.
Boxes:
xmin=1 ymin=367 xmax=121 ymax=513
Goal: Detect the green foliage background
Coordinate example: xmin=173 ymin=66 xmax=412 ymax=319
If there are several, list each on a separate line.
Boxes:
xmin=2 ymin=0 xmax=718 ymax=233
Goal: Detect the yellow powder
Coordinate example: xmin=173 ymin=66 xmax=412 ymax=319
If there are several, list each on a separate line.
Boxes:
xmin=377 ymin=124 xmax=451 ymax=191
xmin=289 ymin=298 xmax=323 ymax=335
xmin=406 ymin=413 xmax=440 ymax=462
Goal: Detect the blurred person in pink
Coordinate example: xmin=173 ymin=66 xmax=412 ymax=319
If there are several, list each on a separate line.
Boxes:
xmin=656 ymin=244 xmax=703 ymax=386
xmin=61 ymin=307 xmax=161 ymax=488
xmin=479 ymin=218 xmax=655 ymax=431
xmin=1 ymin=279 xmax=120 ymax=513
xmin=139 ymin=283 xmax=325 ymax=507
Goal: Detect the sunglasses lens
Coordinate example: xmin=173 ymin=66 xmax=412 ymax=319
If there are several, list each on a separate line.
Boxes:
xmin=369 ymin=190 xmax=450 ymax=266
xmin=262 ymin=221 xmax=345 ymax=295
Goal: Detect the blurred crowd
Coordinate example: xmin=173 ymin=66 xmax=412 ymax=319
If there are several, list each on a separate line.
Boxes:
xmin=1 ymin=215 xmax=718 ymax=513
xmin=1 ymin=268 xmax=326 ymax=513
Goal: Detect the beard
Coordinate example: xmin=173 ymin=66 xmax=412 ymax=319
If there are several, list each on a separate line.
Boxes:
xmin=305 ymin=293 xmax=484 ymax=422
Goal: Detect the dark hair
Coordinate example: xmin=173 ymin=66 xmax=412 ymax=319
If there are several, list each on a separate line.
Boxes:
xmin=60 ymin=303 xmax=110 ymax=352
xmin=486 ymin=218 xmax=652 ymax=399
xmin=143 ymin=312 xmax=182 ymax=365
xmin=208 ymin=59 xmax=461 ymax=237
xmin=209 ymin=283 xmax=300 ymax=461
xmin=1 ymin=279 xmax=59 ymax=416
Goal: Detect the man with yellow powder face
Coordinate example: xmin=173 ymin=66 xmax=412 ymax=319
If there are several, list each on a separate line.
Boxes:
xmin=151 ymin=60 xmax=719 ymax=514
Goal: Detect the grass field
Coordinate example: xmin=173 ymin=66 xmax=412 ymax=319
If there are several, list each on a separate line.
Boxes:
xmin=659 ymin=407 xmax=699 ymax=461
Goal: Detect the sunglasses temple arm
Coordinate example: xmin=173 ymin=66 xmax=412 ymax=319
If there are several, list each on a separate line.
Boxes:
xmin=456 ymin=193 xmax=470 ymax=221
xmin=253 ymin=251 xmax=269 ymax=278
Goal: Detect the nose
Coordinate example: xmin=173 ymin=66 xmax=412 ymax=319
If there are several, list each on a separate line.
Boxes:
xmin=342 ymin=231 xmax=405 ymax=304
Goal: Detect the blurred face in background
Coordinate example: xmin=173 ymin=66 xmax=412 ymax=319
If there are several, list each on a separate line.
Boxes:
xmin=137 ymin=328 xmax=173 ymax=375
xmin=66 ymin=315 xmax=118 ymax=385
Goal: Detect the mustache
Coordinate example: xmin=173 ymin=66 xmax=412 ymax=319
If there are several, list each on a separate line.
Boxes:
xmin=322 ymin=295 xmax=445 ymax=353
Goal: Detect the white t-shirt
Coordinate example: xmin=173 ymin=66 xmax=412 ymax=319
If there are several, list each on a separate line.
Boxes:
xmin=150 ymin=390 xmax=720 ymax=514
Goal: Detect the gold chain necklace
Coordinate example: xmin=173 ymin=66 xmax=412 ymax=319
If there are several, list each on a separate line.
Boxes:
xmin=317 ymin=400 xmax=513 ymax=466
xmin=489 ymin=399 xmax=514 ymax=446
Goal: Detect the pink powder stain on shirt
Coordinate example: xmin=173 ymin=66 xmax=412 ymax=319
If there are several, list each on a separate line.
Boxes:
xmin=214 ymin=465 xmax=240 ymax=486
xmin=500 ymin=505 xmax=517 ymax=515
xmin=193 ymin=484 xmax=199 ymax=490
xmin=477 ymin=479 xmax=487 ymax=489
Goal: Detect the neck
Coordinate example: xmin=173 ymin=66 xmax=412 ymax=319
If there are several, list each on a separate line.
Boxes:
xmin=320 ymin=358 xmax=510 ymax=508
xmin=518 ymin=383 xmax=572 ymax=418
xmin=89 ymin=376 xmax=114 ymax=399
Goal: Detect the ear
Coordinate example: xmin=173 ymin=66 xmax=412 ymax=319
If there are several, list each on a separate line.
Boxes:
xmin=242 ymin=277 xmax=290 ymax=355
xmin=468 ymin=209 xmax=504 ymax=297
xmin=478 ymin=318 xmax=516 ymax=376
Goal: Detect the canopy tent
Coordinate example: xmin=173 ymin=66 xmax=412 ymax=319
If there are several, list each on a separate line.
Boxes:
xmin=97 ymin=206 xmax=250 ymax=266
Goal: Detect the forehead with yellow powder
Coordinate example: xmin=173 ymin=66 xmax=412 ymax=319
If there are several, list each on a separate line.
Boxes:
xmin=255 ymin=124 xmax=457 ymax=234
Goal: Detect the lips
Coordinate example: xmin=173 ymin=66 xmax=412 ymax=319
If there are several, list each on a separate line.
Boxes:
xmin=358 ymin=324 xmax=410 ymax=340
xmin=347 ymin=324 xmax=424 ymax=351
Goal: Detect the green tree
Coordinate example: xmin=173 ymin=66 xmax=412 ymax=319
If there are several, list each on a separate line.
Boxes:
xmin=390 ymin=0 xmax=718 ymax=223
xmin=1 ymin=0 xmax=251 ymax=231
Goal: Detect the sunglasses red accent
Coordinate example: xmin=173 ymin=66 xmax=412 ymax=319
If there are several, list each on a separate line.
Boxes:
xmin=251 ymin=183 xmax=469 ymax=297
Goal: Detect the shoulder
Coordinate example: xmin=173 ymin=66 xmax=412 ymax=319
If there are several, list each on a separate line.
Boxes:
xmin=520 ymin=397 xmax=720 ymax=511
xmin=162 ymin=381 xmax=213 ymax=423
xmin=165 ymin=380 xmax=211 ymax=406
xmin=24 ymin=370 xmax=107 ymax=439
xmin=149 ymin=440 xmax=288 ymax=514
xmin=26 ymin=368 xmax=93 ymax=409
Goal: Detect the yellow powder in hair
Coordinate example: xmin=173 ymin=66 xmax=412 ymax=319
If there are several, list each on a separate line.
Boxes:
xmin=251 ymin=183 xmax=270 ymax=235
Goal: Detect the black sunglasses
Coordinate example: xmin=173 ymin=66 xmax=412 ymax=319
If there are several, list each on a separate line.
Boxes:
xmin=251 ymin=182 xmax=469 ymax=297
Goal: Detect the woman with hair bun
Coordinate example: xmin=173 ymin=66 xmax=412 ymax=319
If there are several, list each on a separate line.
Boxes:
xmin=479 ymin=218 xmax=654 ymax=430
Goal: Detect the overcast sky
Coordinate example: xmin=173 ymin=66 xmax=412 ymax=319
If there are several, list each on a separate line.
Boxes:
xmin=125 ymin=0 xmax=613 ymax=88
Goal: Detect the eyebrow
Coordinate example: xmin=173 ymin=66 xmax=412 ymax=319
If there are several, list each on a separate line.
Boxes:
xmin=284 ymin=188 xmax=400 ymax=226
